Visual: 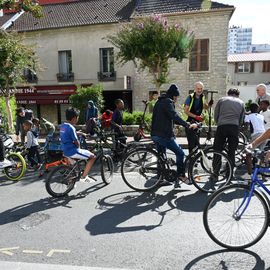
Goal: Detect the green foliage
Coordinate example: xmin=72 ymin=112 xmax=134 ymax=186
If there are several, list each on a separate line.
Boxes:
xmin=0 ymin=96 xmax=16 ymax=132
xmin=0 ymin=30 xmax=39 ymax=96
xmin=0 ymin=0 xmax=43 ymax=18
xmin=69 ymin=84 xmax=104 ymax=124
xmin=107 ymin=15 xmax=194 ymax=90
xmin=245 ymin=99 xmax=252 ymax=112
xmin=123 ymin=111 xmax=152 ymax=126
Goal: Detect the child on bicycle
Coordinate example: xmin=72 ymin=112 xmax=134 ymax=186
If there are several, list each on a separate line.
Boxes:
xmin=60 ymin=107 xmax=96 ymax=182
xmin=23 ymin=120 xmax=42 ymax=171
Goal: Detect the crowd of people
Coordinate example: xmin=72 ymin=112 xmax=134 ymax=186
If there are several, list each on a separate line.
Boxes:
xmin=1 ymin=82 xmax=270 ymax=184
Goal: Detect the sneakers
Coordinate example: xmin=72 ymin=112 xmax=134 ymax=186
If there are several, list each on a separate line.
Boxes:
xmin=0 ymin=159 xmax=13 ymax=169
xmin=178 ymin=175 xmax=193 ymax=185
xmin=79 ymin=175 xmax=96 ymax=183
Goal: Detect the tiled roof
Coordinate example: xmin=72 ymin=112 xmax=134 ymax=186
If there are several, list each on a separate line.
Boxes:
xmin=8 ymin=0 xmax=137 ymax=32
xmin=134 ymin=0 xmax=234 ymax=16
xmin=228 ymin=52 xmax=270 ymax=63
xmin=7 ymin=0 xmax=234 ymax=32
xmin=0 ymin=13 xmax=15 ymax=27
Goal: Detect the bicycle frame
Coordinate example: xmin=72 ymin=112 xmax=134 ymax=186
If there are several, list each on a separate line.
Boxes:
xmin=235 ymin=166 xmax=270 ymax=219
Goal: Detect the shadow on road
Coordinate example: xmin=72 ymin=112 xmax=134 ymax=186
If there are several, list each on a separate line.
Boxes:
xmin=173 ymin=189 xmax=211 ymax=213
xmin=86 ymin=189 xmax=186 ymax=235
xmin=184 ymin=249 xmax=266 ymax=270
xmin=0 ymin=182 xmax=105 ymax=226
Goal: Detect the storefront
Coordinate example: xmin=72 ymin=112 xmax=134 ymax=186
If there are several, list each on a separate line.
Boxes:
xmin=15 ymin=85 xmax=76 ymax=124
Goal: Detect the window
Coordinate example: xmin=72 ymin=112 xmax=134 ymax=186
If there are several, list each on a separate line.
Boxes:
xmin=57 ymin=50 xmax=74 ymax=82
xmin=98 ymin=48 xmax=116 ymax=81
xmin=58 ymin=50 xmax=72 ymax=74
xmin=23 ymin=68 xmax=38 ymax=83
xmin=235 ymin=62 xmax=254 ymax=73
xmin=189 ymin=39 xmax=209 ymax=72
xmin=263 ymin=61 xmax=270 ymax=73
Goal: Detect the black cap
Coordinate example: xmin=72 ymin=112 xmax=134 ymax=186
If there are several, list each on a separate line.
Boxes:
xmin=166 ymin=84 xmax=180 ymax=98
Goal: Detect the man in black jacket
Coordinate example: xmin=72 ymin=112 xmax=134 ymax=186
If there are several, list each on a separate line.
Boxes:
xmin=15 ymin=107 xmax=33 ymax=143
xmin=151 ymin=84 xmax=197 ymax=183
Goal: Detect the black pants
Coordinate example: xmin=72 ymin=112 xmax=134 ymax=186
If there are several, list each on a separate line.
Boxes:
xmin=213 ymin=124 xmax=239 ymax=168
xmin=28 ymin=146 xmax=41 ymax=167
xmin=185 ymin=127 xmax=200 ymax=153
xmin=0 ymin=137 xmax=4 ymax=161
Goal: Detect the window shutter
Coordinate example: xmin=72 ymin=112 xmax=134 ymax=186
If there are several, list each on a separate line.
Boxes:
xmin=250 ymin=62 xmax=254 ymax=73
xmin=235 ymin=63 xmax=238 ymax=73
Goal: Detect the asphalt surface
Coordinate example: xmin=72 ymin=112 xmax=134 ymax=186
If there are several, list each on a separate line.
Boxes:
xmin=0 ymin=162 xmax=270 ymax=270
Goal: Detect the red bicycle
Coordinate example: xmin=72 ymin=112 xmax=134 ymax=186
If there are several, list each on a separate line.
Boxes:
xmin=133 ymin=100 xmax=151 ymax=142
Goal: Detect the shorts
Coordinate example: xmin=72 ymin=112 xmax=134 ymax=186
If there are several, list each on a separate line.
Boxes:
xmin=69 ymin=149 xmax=95 ymax=160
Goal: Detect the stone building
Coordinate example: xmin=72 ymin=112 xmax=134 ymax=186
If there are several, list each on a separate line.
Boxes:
xmin=3 ymin=0 xmax=234 ymax=123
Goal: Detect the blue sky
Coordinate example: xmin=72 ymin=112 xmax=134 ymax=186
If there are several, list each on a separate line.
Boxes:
xmin=220 ymin=0 xmax=270 ymax=44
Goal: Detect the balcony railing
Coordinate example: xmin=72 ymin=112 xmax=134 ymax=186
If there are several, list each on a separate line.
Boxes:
xmin=97 ymin=71 xmax=116 ymax=82
xmin=57 ymin=72 xmax=74 ymax=82
xmin=24 ymin=73 xmax=38 ymax=84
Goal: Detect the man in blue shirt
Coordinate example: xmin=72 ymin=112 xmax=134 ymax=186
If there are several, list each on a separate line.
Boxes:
xmin=60 ymin=107 xmax=96 ymax=182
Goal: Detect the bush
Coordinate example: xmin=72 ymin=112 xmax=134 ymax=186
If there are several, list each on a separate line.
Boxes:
xmin=123 ymin=111 xmax=152 ymax=126
xmin=69 ymin=84 xmax=104 ymax=124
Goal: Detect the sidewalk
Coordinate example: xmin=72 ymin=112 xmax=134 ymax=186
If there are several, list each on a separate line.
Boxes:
xmin=10 ymin=134 xmax=212 ymax=149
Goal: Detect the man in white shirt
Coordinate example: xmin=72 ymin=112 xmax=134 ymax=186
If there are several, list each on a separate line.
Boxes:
xmin=245 ymin=103 xmax=266 ymax=149
xmin=260 ymin=100 xmax=270 ymax=130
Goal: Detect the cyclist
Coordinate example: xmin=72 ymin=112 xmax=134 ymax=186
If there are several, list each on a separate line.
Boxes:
xmin=151 ymin=84 xmax=197 ymax=184
xmin=60 ymin=107 xmax=96 ymax=183
xmin=184 ymin=81 xmax=213 ymax=153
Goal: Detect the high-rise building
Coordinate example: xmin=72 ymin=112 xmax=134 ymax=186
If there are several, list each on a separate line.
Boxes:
xmin=228 ymin=26 xmax=252 ymax=54
xmin=250 ymin=44 xmax=270 ymax=53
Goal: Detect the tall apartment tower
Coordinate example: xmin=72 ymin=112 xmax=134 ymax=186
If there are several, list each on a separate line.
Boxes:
xmin=228 ymin=26 xmax=252 ymax=54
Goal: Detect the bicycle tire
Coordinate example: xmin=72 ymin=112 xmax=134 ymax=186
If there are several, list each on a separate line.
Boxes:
xmin=4 ymin=152 xmax=26 ymax=181
xmin=203 ymin=183 xmax=269 ymax=250
xmin=101 ymin=155 xmax=114 ymax=185
xmin=121 ymin=147 xmax=163 ymax=191
xmin=45 ymin=165 xmax=77 ymax=197
xmin=188 ymin=149 xmax=232 ymax=193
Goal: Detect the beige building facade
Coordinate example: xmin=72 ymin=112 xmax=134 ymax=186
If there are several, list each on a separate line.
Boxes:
xmin=5 ymin=0 xmax=234 ymax=122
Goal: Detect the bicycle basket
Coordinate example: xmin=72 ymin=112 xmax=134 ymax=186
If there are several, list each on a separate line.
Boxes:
xmin=46 ymin=150 xmax=63 ymax=162
xmin=1 ymin=134 xmax=14 ymax=149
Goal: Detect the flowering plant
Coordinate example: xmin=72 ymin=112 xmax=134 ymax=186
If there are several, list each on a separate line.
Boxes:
xmin=107 ymin=15 xmax=194 ymax=91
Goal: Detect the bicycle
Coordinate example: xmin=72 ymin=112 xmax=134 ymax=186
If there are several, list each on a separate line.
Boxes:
xmin=133 ymin=100 xmax=151 ymax=142
xmin=1 ymin=134 xmax=26 ymax=181
xmin=121 ymin=139 xmax=233 ymax=192
xmin=203 ymin=148 xmax=270 ymax=250
xmin=45 ymin=133 xmax=114 ymax=198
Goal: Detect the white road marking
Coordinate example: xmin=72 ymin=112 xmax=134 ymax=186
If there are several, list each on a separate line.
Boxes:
xmin=0 ymin=247 xmax=19 ymax=256
xmin=47 ymin=249 xmax=71 ymax=257
xmin=22 ymin=250 xmax=43 ymax=254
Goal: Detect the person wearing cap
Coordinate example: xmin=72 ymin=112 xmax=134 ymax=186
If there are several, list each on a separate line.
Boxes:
xmin=184 ymin=81 xmax=213 ymax=153
xmin=85 ymin=100 xmax=98 ymax=123
xmin=151 ymin=84 xmax=197 ymax=185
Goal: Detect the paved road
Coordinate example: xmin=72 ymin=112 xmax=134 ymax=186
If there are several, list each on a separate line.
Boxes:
xmin=0 ymin=164 xmax=270 ymax=270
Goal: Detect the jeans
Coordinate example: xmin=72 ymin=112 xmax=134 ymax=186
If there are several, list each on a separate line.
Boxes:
xmin=28 ymin=146 xmax=41 ymax=167
xmin=151 ymin=136 xmax=185 ymax=176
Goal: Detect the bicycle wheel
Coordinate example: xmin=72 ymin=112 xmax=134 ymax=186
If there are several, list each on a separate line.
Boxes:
xmin=4 ymin=152 xmax=26 ymax=181
xmin=203 ymin=184 xmax=269 ymax=250
xmin=189 ymin=149 xmax=232 ymax=193
xmin=45 ymin=165 xmax=77 ymax=197
xmin=101 ymin=155 xmax=114 ymax=185
xmin=121 ymin=147 xmax=162 ymax=191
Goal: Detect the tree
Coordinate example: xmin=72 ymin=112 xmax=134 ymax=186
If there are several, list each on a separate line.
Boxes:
xmin=107 ymin=15 xmax=194 ymax=92
xmin=0 ymin=0 xmax=43 ymax=18
xmin=0 ymin=30 xmax=39 ymax=131
xmin=69 ymin=84 xmax=104 ymax=124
